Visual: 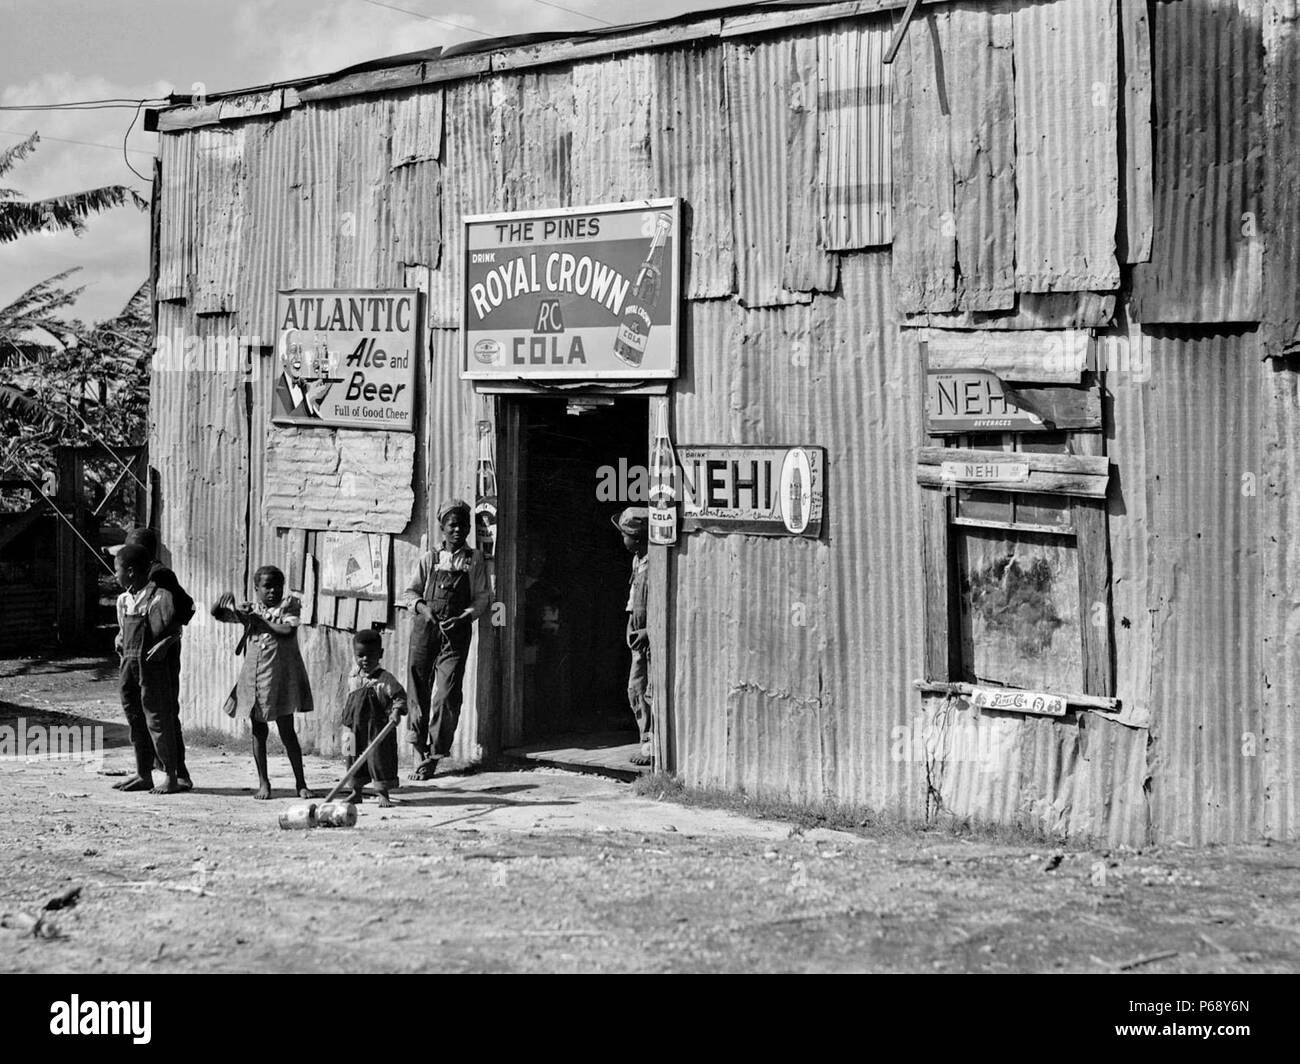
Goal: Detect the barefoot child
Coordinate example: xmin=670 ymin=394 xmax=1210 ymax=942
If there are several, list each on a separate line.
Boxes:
xmin=211 ymin=565 xmax=313 ymax=800
xmin=113 ymin=544 xmax=183 ymax=794
xmin=342 ymin=629 xmax=407 ymax=807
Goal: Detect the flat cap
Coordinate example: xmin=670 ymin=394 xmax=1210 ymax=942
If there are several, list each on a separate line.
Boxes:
xmin=611 ymin=507 xmax=649 ymax=535
xmin=437 ymin=498 xmax=471 ymax=523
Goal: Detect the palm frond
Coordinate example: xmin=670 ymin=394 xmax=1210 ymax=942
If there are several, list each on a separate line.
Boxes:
xmin=0 ymin=133 xmax=39 ymax=179
xmin=0 ymin=185 xmax=133 ymax=243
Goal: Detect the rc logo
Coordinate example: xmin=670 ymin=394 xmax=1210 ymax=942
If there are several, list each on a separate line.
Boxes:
xmin=49 ymin=995 xmax=151 ymax=1044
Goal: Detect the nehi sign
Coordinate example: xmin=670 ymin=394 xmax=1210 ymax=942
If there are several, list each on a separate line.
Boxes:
xmin=462 ymin=199 xmax=681 ymax=380
xmin=678 ymin=445 xmax=824 ymax=537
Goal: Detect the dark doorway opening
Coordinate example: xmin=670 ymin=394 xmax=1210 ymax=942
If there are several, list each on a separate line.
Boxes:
xmin=506 ymin=396 xmax=650 ymax=777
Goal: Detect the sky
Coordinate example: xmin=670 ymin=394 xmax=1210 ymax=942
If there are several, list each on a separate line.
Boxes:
xmin=0 ymin=0 xmax=748 ymax=323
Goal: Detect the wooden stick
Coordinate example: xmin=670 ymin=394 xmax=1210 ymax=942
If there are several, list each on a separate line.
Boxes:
xmin=884 ymin=0 xmax=922 ymax=64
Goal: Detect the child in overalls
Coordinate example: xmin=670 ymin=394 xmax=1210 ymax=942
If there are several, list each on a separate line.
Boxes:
xmin=402 ymin=498 xmax=491 ymax=780
xmin=125 ymin=527 xmax=195 ymax=790
xmin=211 ymin=565 xmax=313 ymax=800
xmin=342 ymin=629 xmax=407 ymax=807
xmin=112 ymin=544 xmax=183 ymax=794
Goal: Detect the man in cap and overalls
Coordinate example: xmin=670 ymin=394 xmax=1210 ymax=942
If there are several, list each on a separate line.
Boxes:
xmin=613 ymin=507 xmax=654 ymax=767
xmin=402 ymin=498 xmax=491 ymax=780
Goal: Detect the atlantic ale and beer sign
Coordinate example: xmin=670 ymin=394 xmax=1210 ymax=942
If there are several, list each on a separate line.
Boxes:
xmin=677 ymin=445 xmax=825 ymax=538
xmin=273 ymin=289 xmax=419 ymax=431
xmin=461 ymin=199 xmax=682 ymax=380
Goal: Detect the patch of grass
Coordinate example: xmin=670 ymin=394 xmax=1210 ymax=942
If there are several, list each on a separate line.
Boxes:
xmin=632 ymin=771 xmax=1089 ymax=850
xmin=183 ymin=725 xmax=324 ymax=758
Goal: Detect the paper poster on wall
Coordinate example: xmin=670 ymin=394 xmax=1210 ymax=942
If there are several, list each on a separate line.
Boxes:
xmin=318 ymin=532 xmax=390 ymax=600
xmin=274 ymin=289 xmax=419 ymax=431
xmin=461 ymin=199 xmax=681 ymax=380
xmin=677 ymin=445 xmax=824 ymax=537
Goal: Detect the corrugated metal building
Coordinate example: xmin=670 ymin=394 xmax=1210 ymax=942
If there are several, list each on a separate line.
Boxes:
xmin=143 ymin=0 xmax=1300 ymax=844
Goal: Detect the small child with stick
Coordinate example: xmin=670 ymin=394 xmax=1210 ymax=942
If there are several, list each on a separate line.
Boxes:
xmin=211 ymin=565 xmax=313 ymax=800
xmin=342 ymin=629 xmax=407 ymax=808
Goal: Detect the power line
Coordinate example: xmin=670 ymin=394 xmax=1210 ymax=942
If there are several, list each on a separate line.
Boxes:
xmin=0 ymin=129 xmax=155 ymax=160
xmin=529 ymin=0 xmax=616 ymax=26
xmin=359 ymin=0 xmax=494 ymax=37
xmin=0 ymin=98 xmax=167 ymax=112
xmin=122 ymin=102 xmax=151 ymax=182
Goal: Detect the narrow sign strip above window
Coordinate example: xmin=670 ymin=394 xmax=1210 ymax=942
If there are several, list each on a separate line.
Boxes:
xmin=922 ymin=329 xmax=1090 ymax=383
xmin=916 ymin=446 xmax=1109 ymax=498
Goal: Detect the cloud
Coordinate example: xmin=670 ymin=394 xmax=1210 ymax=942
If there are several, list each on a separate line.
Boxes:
xmin=0 ymin=72 xmax=164 ymax=323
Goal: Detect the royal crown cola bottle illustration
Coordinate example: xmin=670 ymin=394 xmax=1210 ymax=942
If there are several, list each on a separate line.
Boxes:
xmin=788 ymin=463 xmax=803 ymax=531
xmin=648 ymin=399 xmax=678 ymax=546
xmin=474 ymin=419 xmax=498 ymax=560
xmin=613 ymin=212 xmax=673 ymax=368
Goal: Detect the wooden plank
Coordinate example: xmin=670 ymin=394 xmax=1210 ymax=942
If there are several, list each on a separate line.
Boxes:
xmin=286 ymin=529 xmax=306 ymax=590
xmin=918 ymin=467 xmax=1108 ymax=498
xmin=920 ymin=485 xmax=955 ymax=681
xmin=217 ymin=90 xmax=285 ymax=123
xmin=914 ymin=679 xmax=1120 ymax=712
xmin=338 ymin=596 xmax=360 ymax=632
xmin=722 ymin=0 xmax=921 ymax=38
xmin=1075 ymin=498 xmax=1115 ymax=697
xmin=997 ymin=381 xmax=1102 ymax=431
xmin=918 ymin=447 xmax=1108 ymax=477
xmin=156 ymin=102 xmax=224 ymax=133
xmin=301 ymin=556 xmax=317 ymax=626
xmin=1119 ymin=0 xmax=1153 ymax=263
xmin=491 ymin=19 xmax=725 ymax=72
xmin=297 ymin=63 xmax=427 ymax=103
xmin=923 ymin=328 xmax=1089 ymax=382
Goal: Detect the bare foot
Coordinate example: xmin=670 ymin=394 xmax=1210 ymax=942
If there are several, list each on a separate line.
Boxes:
xmin=377 ymin=792 xmax=392 ymax=808
xmin=347 ymin=789 xmax=364 ymax=804
xmin=177 ymin=775 xmax=194 ymax=792
xmin=408 ymin=758 xmax=438 ymax=781
xmin=296 ymin=787 xmax=313 ymax=800
xmin=150 ymin=778 xmax=182 ymax=795
xmin=113 ymin=775 xmax=147 ymax=791
xmin=253 ymin=782 xmax=272 ymax=800
xmin=120 ymin=776 xmax=153 ymax=793
xmin=630 ymin=753 xmax=653 ymax=766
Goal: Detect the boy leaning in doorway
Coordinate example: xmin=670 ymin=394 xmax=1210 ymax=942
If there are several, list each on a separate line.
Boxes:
xmin=613 ymin=507 xmax=653 ymax=767
xmin=402 ymin=498 xmax=491 ymax=781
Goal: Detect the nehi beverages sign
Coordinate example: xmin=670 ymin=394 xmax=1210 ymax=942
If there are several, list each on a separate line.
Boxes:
xmin=462 ymin=199 xmax=681 ymax=380
xmin=274 ymin=289 xmax=419 ymax=431
xmin=677 ymin=445 xmax=825 ymax=537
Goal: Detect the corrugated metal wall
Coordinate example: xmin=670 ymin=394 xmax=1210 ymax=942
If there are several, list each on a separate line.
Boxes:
xmin=150 ymin=0 xmax=1300 ymax=841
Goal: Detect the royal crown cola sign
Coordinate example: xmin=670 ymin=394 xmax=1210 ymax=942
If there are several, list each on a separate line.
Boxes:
xmin=461 ymin=200 xmax=681 ymax=380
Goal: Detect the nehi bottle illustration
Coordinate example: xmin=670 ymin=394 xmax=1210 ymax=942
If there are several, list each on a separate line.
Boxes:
xmin=613 ymin=212 xmax=673 ymax=368
xmin=788 ymin=463 xmax=803 ymax=531
xmin=474 ymin=420 xmax=498 ymax=560
xmin=648 ymin=399 xmax=678 ymax=546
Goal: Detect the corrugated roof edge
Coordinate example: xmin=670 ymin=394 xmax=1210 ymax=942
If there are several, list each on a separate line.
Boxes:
xmin=145 ymin=0 xmax=923 ymax=133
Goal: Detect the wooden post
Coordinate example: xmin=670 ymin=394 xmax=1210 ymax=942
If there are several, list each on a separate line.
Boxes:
xmin=54 ymin=447 xmax=89 ymax=646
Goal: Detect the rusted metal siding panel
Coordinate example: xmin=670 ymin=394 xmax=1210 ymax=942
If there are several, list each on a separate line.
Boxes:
xmin=725 ymin=34 xmax=836 ymax=308
xmin=157 ymin=134 xmax=194 ymax=303
xmin=1262 ymin=0 xmax=1300 ymax=357
xmin=1120 ymin=0 xmax=1154 ymax=262
xmin=816 ymin=253 xmax=926 ymax=815
xmin=390 ymin=158 xmax=442 ymax=270
xmin=670 ymin=254 xmax=927 ymax=811
xmin=282 ymin=104 xmax=341 ymax=292
xmin=501 ymin=69 xmax=571 ymax=211
xmin=333 ymin=97 xmax=394 ymax=290
xmin=1012 ymin=0 xmax=1120 ymax=294
xmin=816 ymin=19 xmax=892 ymax=250
xmin=891 ymin=5 xmax=956 ymax=313
xmin=1142 ymin=329 xmax=1263 ymax=843
xmin=1261 ymin=355 xmax=1300 ymax=840
xmin=950 ymin=1 xmax=1016 ymax=311
xmin=570 ymin=52 xmax=656 ymax=204
xmin=150 ymin=307 xmax=251 ymax=733
xmin=652 ymin=44 xmax=736 ymax=299
xmin=192 ymin=126 xmax=245 ymax=315
xmin=237 ymin=117 xmax=293 ymax=343
xmin=261 ymin=428 xmax=416 ymax=533
xmin=430 ymin=78 xmax=504 ymax=327
xmin=917 ymin=694 xmax=1151 ymax=843
xmin=1131 ymin=0 xmax=1265 ymax=324
xmin=391 ymin=89 xmax=443 ymax=167
xmin=902 ymin=291 xmax=1117 ymax=330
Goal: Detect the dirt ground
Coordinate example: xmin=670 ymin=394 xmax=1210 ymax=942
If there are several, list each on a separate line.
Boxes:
xmin=2 ymin=656 xmax=1298 ymax=974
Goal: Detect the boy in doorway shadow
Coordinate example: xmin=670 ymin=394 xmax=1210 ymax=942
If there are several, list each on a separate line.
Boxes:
xmin=612 ymin=507 xmax=653 ymax=766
